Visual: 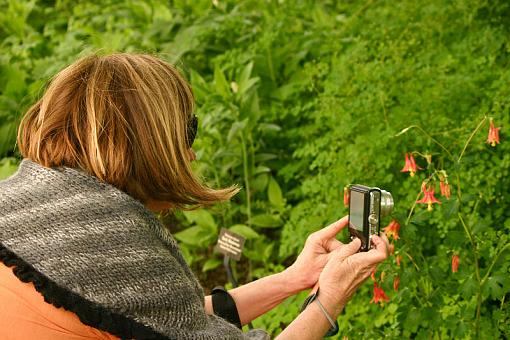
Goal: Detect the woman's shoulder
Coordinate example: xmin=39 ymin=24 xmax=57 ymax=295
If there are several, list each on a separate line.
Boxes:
xmin=0 ymin=159 xmax=214 ymax=339
xmin=0 ymin=158 xmax=194 ymax=292
xmin=0 ymin=159 xmax=153 ymax=224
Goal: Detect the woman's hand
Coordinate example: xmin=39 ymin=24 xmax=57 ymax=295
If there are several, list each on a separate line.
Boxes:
xmin=283 ymin=216 xmax=350 ymax=292
xmin=317 ymin=234 xmax=389 ymax=316
xmin=275 ymin=234 xmax=389 ymax=340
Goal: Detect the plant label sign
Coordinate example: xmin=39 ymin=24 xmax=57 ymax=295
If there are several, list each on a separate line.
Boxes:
xmin=214 ymin=228 xmax=245 ymax=261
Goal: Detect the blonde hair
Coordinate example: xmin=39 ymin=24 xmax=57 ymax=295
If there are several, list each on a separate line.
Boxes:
xmin=18 ymin=53 xmax=238 ymax=208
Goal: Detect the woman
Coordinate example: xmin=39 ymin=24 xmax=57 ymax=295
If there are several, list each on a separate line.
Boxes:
xmin=0 ymin=53 xmax=388 ymax=339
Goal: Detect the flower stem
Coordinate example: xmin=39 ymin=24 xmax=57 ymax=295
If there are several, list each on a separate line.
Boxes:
xmin=454 ymin=115 xmax=489 ymax=337
xmin=241 ymin=134 xmax=254 ymax=283
xmin=405 ymin=191 xmax=422 ymax=226
xmin=240 ymin=135 xmax=252 ymax=226
xmin=458 ymin=212 xmax=481 ymax=337
xmin=396 ymin=125 xmax=455 ymax=161
xmin=458 ymin=116 xmax=487 ymax=163
xmin=481 ymin=243 xmax=510 ymax=285
xmin=404 ymin=251 xmax=421 ymax=271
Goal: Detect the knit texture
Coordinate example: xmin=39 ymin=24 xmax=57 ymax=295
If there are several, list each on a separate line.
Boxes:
xmin=0 ymin=160 xmax=269 ymax=340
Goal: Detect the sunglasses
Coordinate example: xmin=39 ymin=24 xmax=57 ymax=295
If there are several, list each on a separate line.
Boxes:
xmin=186 ymin=114 xmax=198 ymax=148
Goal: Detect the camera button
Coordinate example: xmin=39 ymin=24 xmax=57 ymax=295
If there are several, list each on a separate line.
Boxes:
xmin=368 ymin=214 xmax=378 ymax=225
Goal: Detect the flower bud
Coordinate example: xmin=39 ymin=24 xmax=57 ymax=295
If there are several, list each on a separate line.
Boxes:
xmin=343 ymin=186 xmax=350 ymax=206
xmin=452 ymin=254 xmax=460 ymax=273
xmin=393 ymin=276 xmax=400 ymax=291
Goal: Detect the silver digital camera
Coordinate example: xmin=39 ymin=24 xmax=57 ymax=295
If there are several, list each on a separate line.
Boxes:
xmin=348 ymin=184 xmax=394 ymax=251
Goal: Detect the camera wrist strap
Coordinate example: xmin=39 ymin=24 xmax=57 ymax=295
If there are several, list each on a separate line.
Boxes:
xmin=300 ymin=285 xmax=339 ymax=337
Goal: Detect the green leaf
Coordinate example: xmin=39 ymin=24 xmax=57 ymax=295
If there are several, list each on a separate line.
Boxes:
xmin=182 ymin=209 xmax=217 ymax=232
xmin=483 ymin=275 xmax=504 ymax=299
xmin=442 ymin=197 xmax=459 ymax=219
xmin=254 ymin=153 xmax=278 ymax=162
xmin=251 ymin=173 xmax=269 ymax=192
xmin=461 ymin=276 xmax=477 ymax=299
xmin=250 ymin=214 xmax=281 ymax=228
xmin=229 ymin=224 xmax=260 ymax=239
xmin=410 ymin=210 xmax=429 ymax=225
xmin=237 ymin=62 xmax=259 ymax=96
xmin=174 ymin=226 xmax=206 ymax=246
xmin=202 ymin=258 xmax=222 ymax=272
xmin=0 ymin=158 xmax=18 ymax=180
xmin=2 ymin=66 xmax=27 ymax=96
xmin=227 ymin=119 xmax=248 ymax=142
xmin=189 ymin=69 xmax=210 ymax=103
xmin=214 ymin=64 xmax=230 ymax=98
xmin=263 ymin=243 xmax=274 ymax=259
xmin=238 ymin=61 xmax=253 ymax=86
xmin=0 ymin=122 xmax=17 ymax=156
xmin=268 ymin=177 xmax=285 ymax=211
xmin=254 ymin=165 xmax=271 ymax=175
xmin=238 ymin=77 xmax=259 ymax=96
xmin=259 ymin=123 xmax=282 ymax=133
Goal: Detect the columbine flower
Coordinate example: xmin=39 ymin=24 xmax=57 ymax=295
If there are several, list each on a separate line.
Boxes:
xmin=384 ymin=220 xmax=400 ymax=240
xmin=452 ymin=254 xmax=460 ymax=273
xmin=396 ymin=255 xmax=402 ymax=266
xmin=438 ymin=170 xmax=451 ymax=199
xmin=371 ymin=282 xmax=390 ymax=305
xmin=343 ymin=186 xmax=350 ymax=206
xmin=487 ymin=118 xmax=501 ymax=147
xmin=393 ymin=276 xmax=400 ymax=291
xmin=400 ymin=153 xmax=421 ymax=177
xmin=440 ymin=180 xmax=451 ymax=199
xmin=416 ymin=182 xmax=441 ymax=211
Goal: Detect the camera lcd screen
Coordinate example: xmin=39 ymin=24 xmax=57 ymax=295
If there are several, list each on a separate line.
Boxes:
xmin=350 ymin=191 xmax=365 ymax=231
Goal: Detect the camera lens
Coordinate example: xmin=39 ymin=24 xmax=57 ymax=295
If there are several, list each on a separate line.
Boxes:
xmin=380 ymin=190 xmax=394 ymax=217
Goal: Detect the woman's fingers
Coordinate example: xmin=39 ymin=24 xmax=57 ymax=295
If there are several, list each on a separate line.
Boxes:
xmin=352 ymin=235 xmax=389 ymax=266
xmin=334 ymin=238 xmax=361 ymax=260
xmin=315 ymin=216 xmax=349 ymax=240
xmin=325 ymin=238 xmax=343 ymax=252
xmin=372 ymin=234 xmax=390 ymax=257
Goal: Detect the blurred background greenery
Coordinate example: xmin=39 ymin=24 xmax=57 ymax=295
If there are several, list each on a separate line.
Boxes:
xmin=1 ymin=0 xmax=509 ymax=338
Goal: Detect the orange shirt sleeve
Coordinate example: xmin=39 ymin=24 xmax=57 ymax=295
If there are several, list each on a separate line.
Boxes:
xmin=0 ymin=261 xmax=120 ymax=340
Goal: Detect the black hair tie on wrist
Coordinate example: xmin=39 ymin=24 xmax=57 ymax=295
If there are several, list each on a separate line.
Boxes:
xmin=211 ymin=286 xmax=242 ymax=329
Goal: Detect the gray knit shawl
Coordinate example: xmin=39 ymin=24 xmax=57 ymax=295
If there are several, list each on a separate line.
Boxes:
xmin=0 ymin=160 xmax=268 ymax=340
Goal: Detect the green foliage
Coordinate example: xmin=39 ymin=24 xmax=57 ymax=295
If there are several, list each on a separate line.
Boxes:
xmin=1 ymin=0 xmax=509 ymax=338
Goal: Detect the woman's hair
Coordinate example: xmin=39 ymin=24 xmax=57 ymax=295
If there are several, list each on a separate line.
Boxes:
xmin=18 ymin=53 xmax=238 ymax=208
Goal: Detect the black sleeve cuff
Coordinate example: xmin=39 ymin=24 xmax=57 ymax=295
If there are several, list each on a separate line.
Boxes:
xmin=211 ymin=286 xmax=242 ymax=329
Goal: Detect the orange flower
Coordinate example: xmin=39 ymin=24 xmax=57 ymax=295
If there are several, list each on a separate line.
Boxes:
xmin=370 ymin=267 xmax=377 ymax=281
xmin=440 ymin=180 xmax=451 ymax=199
xmin=400 ymin=153 xmax=421 ymax=177
xmin=384 ymin=220 xmax=400 ymax=240
xmin=371 ymin=282 xmax=390 ymax=305
xmin=416 ymin=182 xmax=441 ymax=211
xmin=343 ymin=186 xmax=350 ymax=206
xmin=396 ymin=255 xmax=402 ymax=266
xmin=487 ymin=118 xmax=501 ymax=147
xmin=393 ymin=276 xmax=400 ymax=291
xmin=452 ymin=254 xmax=460 ymax=273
